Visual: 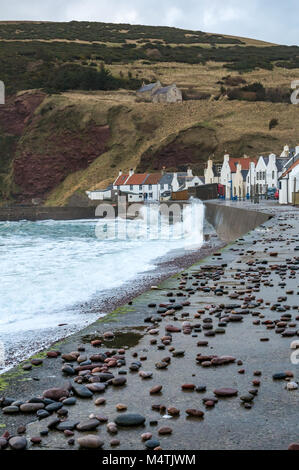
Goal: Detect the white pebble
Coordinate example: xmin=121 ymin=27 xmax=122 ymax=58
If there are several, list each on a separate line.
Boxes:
xmin=286 ymin=382 xmax=298 ymax=391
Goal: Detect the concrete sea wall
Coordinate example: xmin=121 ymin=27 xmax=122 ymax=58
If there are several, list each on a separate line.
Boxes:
xmin=204 ymin=202 xmax=272 ymax=242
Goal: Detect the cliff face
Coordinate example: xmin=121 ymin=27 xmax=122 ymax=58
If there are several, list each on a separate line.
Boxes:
xmin=0 ymin=90 xmax=298 ymax=206
xmin=13 ymin=122 xmax=110 ymax=199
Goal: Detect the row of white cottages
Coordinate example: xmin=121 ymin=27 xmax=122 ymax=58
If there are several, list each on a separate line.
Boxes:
xmin=87 ymin=168 xmax=204 ymax=202
xmin=205 ymin=145 xmax=299 ymax=202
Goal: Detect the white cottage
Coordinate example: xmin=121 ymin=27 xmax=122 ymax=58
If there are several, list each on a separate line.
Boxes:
xmin=279 ymin=155 xmax=299 ymax=204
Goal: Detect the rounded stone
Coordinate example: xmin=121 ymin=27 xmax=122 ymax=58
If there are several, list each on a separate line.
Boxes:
xmin=115 ymin=413 xmax=146 ymax=427
xmin=214 ymin=388 xmax=238 ymax=397
xmin=77 ymin=435 xmax=104 ymax=449
xmin=9 ymin=436 xmax=27 ymax=450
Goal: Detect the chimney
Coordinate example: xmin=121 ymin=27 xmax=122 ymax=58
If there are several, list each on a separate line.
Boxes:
xmin=129 ymin=169 xmax=134 ymax=177
xmin=224 ymin=154 xmax=230 ymax=163
xmin=119 ymin=170 xmax=123 ymax=176
xmin=296 ymin=146 xmax=299 ymax=156
xmin=187 ymin=167 xmax=193 ymax=177
xmin=161 ymin=166 xmax=166 ymax=175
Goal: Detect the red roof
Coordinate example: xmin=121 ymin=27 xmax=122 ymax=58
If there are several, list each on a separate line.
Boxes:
xmin=144 ymin=173 xmax=161 ymax=185
xmin=125 ymin=174 xmax=148 ymax=185
xmin=114 ymin=174 xmax=129 ymax=186
xmin=229 ymin=157 xmax=257 ymax=172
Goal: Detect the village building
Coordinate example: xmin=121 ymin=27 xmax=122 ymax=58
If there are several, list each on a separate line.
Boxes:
xmin=136 ymin=81 xmax=182 ymax=104
xmin=204 ymin=159 xmax=221 ymax=184
xmin=136 ymin=81 xmax=162 ymax=102
xmin=88 ymin=168 xmax=202 ymax=202
xmin=279 ymin=153 xmax=299 ymax=204
xmin=151 ymin=84 xmax=183 ymax=104
xmin=219 ymin=154 xmax=257 ymax=199
xmin=86 ymin=185 xmax=116 ymax=201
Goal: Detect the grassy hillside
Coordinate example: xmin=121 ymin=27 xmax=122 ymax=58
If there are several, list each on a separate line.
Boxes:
xmin=0 ymin=21 xmax=298 ymax=205
xmin=1 ymin=21 xmax=299 ymax=95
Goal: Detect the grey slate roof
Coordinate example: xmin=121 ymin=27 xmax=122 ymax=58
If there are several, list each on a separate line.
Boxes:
xmin=138 ymin=82 xmax=159 ymax=93
xmin=241 ymin=170 xmax=249 ymax=180
xmin=159 ymin=173 xmax=174 ymax=185
xmin=276 ymin=158 xmax=288 ymax=172
xmin=153 ymin=86 xmax=172 ymax=96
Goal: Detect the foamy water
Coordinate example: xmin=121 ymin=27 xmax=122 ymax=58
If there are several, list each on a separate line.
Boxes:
xmin=0 ymin=201 xmax=205 ymax=371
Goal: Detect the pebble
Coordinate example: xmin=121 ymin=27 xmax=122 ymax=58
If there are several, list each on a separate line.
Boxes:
xmin=77 ymin=435 xmax=104 ymax=449
xmin=110 ymin=439 xmax=120 ymax=447
xmin=145 ymin=439 xmax=160 ymax=449
xmin=76 ymin=419 xmax=100 ymax=432
xmin=9 ymin=436 xmax=27 ymax=450
xmin=214 ymin=388 xmax=238 ymax=397
xmin=286 ymin=382 xmax=298 ymax=390
xmin=43 ymin=387 xmax=70 ymax=401
xmin=20 ymin=403 xmax=45 ymax=413
xmin=167 ymin=407 xmax=180 ymax=416
xmin=72 ymin=384 xmax=93 ymax=398
xmin=107 ymin=422 xmax=118 ymax=434
xmin=185 ymin=409 xmax=204 ymax=418
xmin=141 ymin=432 xmax=153 ymax=441
xmin=116 ymin=403 xmax=127 ymax=412
xmin=158 ymin=426 xmax=173 ymax=435
xmin=115 ymin=413 xmax=146 ymax=427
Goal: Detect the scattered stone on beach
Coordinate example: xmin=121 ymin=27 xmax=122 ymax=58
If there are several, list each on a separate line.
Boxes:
xmin=95 ymin=398 xmax=106 ymax=406
xmin=31 ymin=437 xmax=42 ymax=445
xmin=76 ymin=419 xmax=100 ymax=432
xmin=214 ymin=388 xmax=238 ymax=398
xmin=288 ymin=443 xmax=299 ymax=450
xmin=3 ymin=406 xmax=19 ymax=414
xmin=115 ymin=414 xmax=146 ymax=427
xmin=20 ymin=403 xmax=45 ymax=413
xmin=110 ymin=439 xmax=120 ymax=447
xmin=145 ymin=439 xmax=160 ymax=449
xmin=107 ymin=422 xmax=118 ymax=434
xmin=141 ymin=432 xmax=153 ymax=441
xmin=31 ymin=359 xmax=43 ymax=366
xmin=167 ymin=407 xmax=180 ymax=416
xmin=116 ymin=403 xmax=127 ymax=412
xmin=43 ymin=387 xmax=70 ymax=401
xmin=77 ymin=435 xmax=104 ymax=449
xmin=150 ymin=385 xmax=162 ymax=395
xmin=158 ymin=426 xmax=173 ymax=435
xmin=185 ymin=409 xmax=205 ymax=418
xmin=56 ymin=421 xmax=80 ymax=432
xmin=8 ymin=436 xmax=27 ymax=450
xmin=286 ymin=382 xmax=298 ymax=391
xmin=72 ymin=384 xmax=93 ymax=398
xmin=0 ymin=438 xmax=8 ymax=449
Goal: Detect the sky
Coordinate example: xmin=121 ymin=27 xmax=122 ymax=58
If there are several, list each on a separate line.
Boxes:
xmin=0 ymin=0 xmax=298 ymax=46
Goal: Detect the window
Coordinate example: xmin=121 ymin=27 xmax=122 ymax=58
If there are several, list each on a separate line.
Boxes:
xmin=139 ymin=185 xmax=142 ymax=191
xmin=149 ymin=193 xmax=153 ymax=199
xmin=149 ymin=184 xmax=152 ymax=190
xmin=272 ymin=171 xmax=275 ymax=179
xmin=130 ymin=185 xmax=133 ymax=191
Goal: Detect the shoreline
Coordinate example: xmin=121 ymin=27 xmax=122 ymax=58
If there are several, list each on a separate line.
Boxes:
xmin=1 ymin=201 xmax=297 ymax=450
xmin=0 ymin=233 xmax=224 ymax=375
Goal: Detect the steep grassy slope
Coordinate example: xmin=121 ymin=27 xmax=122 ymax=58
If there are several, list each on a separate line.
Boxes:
xmin=0 ymin=21 xmax=299 ymax=205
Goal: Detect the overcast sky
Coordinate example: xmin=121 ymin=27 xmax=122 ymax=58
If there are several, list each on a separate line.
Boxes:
xmin=1 ymin=0 xmax=298 ymax=46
